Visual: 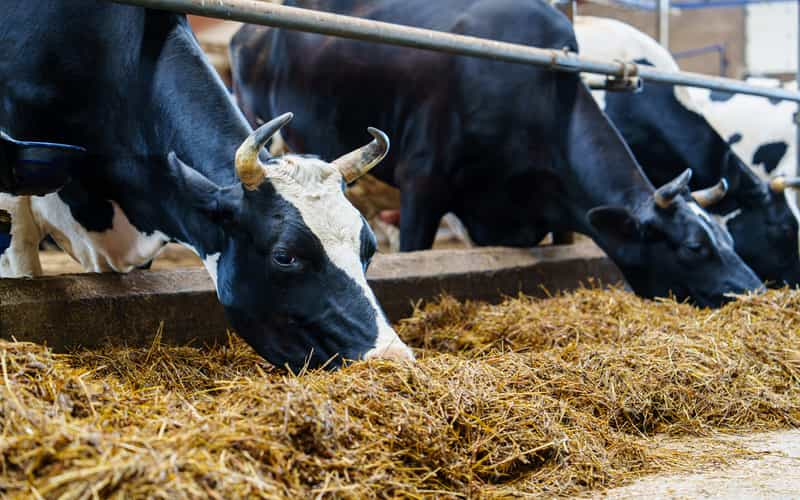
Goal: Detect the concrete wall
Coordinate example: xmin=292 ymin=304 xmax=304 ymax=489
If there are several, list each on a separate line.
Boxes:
xmin=1 ymin=244 xmax=624 ymax=351
xmin=745 ymin=1 xmax=798 ymax=76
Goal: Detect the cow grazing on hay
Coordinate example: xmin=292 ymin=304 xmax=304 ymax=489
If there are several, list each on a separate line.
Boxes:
xmin=575 ymin=16 xmax=800 ymax=287
xmin=0 ymin=0 xmax=413 ymax=370
xmin=230 ymin=0 xmax=762 ymax=307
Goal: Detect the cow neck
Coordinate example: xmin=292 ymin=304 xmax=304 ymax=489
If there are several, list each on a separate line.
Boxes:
xmin=146 ymin=16 xmax=252 ymax=185
xmin=141 ymin=14 xmax=254 ymax=257
xmin=560 ymin=82 xmax=654 ymax=226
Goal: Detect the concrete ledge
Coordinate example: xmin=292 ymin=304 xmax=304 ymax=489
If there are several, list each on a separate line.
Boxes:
xmin=371 ymin=243 xmax=623 ymax=320
xmin=0 ymin=242 xmax=624 ymax=351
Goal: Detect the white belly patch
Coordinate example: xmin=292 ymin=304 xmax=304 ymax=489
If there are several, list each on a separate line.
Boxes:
xmin=31 ymin=194 xmax=170 ymax=273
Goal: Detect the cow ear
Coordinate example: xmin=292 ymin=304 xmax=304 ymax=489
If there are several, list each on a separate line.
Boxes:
xmin=587 ymin=206 xmax=641 ymax=245
xmin=167 ymin=152 xmax=240 ymax=224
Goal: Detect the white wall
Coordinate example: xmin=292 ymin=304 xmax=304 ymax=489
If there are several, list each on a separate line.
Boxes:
xmin=746 ymin=1 xmax=798 ymax=75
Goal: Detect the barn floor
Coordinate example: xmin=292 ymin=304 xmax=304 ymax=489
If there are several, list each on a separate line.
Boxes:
xmin=38 ymin=244 xmax=203 ymax=275
xmin=594 ymin=430 xmax=800 ymax=499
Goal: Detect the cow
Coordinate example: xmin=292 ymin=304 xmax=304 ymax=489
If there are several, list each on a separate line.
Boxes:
xmin=1 ymin=131 xmax=87 ymax=253
xmin=687 ymin=78 xmax=799 ymax=217
xmin=574 ymin=16 xmax=800 ymax=286
xmin=230 ymin=0 xmax=763 ymax=308
xmin=0 ymin=0 xmax=413 ymax=370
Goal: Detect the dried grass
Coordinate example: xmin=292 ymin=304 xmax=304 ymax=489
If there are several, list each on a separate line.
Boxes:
xmin=2 ymin=287 xmax=800 ymax=498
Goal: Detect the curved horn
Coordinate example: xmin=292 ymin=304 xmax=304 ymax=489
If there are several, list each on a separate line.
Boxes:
xmin=332 ymin=127 xmax=390 ymax=184
xmin=654 ymin=168 xmax=693 ymax=209
xmin=691 ymin=178 xmax=729 ymax=207
xmin=235 ymin=112 xmax=293 ymax=190
xmin=770 ymin=176 xmax=800 ymax=193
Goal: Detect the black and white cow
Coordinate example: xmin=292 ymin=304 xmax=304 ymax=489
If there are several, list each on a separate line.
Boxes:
xmin=575 ymin=16 xmax=800 ymax=286
xmin=231 ymin=0 xmax=763 ymax=307
xmin=0 ymin=1 xmax=413 ymax=370
xmin=0 ymin=131 xmax=86 ymax=253
xmin=688 ymin=78 xmax=799 ymax=215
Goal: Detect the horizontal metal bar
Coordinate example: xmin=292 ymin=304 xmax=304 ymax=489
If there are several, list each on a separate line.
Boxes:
xmin=104 ymin=0 xmax=800 ymax=103
xmin=610 ymin=0 xmax=795 ymax=11
xmin=672 ymin=43 xmax=726 ymax=60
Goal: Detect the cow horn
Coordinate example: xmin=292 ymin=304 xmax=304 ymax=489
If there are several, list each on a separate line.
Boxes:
xmin=235 ymin=112 xmax=293 ymax=190
xmin=332 ymin=127 xmax=390 ymax=184
xmin=691 ymin=178 xmax=729 ymax=207
xmin=654 ymin=168 xmax=693 ymax=209
xmin=770 ymin=176 xmax=800 ymax=193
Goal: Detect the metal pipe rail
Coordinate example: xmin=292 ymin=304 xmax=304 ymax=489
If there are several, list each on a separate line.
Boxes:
xmin=105 ymin=0 xmax=800 ymax=103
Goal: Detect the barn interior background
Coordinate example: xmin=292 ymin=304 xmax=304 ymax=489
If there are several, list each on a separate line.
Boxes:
xmin=5 ymin=0 xmax=800 ymax=497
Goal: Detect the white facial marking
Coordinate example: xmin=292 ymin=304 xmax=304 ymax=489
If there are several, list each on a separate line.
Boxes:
xmin=265 ymin=155 xmax=414 ymax=362
xmin=689 ymin=201 xmax=734 ymax=247
xmin=688 ymin=201 xmax=711 ymax=223
xmin=715 ymin=208 xmax=743 ymax=230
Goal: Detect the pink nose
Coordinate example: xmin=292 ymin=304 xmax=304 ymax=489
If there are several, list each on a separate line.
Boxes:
xmin=363 ymin=338 xmax=415 ymax=362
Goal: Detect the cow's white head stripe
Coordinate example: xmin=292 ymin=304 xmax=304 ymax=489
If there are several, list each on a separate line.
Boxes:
xmin=262 ymin=155 xmax=412 ymax=361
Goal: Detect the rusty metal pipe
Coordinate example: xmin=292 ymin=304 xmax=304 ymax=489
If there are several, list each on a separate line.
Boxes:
xmin=104 ymin=0 xmax=800 ymax=103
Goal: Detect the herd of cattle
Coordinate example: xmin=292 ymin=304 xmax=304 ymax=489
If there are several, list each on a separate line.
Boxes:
xmin=0 ymin=0 xmax=798 ymax=369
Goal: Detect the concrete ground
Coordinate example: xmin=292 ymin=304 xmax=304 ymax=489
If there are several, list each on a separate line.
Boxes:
xmin=595 ymin=430 xmax=800 ymax=499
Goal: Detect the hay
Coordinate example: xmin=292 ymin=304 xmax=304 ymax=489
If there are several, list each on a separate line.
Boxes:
xmin=3 ymin=288 xmax=800 ymax=497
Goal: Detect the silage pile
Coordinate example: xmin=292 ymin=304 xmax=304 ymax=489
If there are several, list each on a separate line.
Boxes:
xmin=2 ymin=287 xmax=800 ymax=497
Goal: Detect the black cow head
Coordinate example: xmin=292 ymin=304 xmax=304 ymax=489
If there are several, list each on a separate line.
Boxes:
xmin=689 ymin=145 xmax=800 ymax=288
xmin=588 ymin=169 xmax=763 ymax=307
xmin=603 ymin=65 xmax=800 ymax=289
xmin=718 ymin=176 xmax=800 ymax=287
xmin=167 ymin=114 xmax=413 ymax=370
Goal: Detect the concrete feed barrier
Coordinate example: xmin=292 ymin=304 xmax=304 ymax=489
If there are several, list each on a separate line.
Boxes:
xmin=0 ymin=242 xmax=623 ymax=351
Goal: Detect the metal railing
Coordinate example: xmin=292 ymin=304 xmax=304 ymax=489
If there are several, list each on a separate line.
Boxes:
xmin=104 ymin=0 xmax=800 ymax=103
xmin=672 ymin=44 xmax=729 ymax=76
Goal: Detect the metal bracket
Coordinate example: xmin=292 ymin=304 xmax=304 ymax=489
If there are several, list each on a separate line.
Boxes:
xmin=583 ymin=74 xmax=643 ymax=93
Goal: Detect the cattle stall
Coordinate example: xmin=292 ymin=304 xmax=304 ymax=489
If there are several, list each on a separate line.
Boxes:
xmin=4 ymin=0 xmax=800 ymax=497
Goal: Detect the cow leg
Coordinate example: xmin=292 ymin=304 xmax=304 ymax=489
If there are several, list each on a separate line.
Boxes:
xmin=399 ymin=191 xmax=446 ymax=252
xmin=442 ymin=213 xmax=473 ymax=248
xmin=0 ymin=195 xmax=44 ymax=277
xmin=370 ymin=217 xmax=401 ymax=252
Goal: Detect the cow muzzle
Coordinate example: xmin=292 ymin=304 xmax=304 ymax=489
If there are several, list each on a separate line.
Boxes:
xmin=362 ymin=321 xmax=415 ymax=363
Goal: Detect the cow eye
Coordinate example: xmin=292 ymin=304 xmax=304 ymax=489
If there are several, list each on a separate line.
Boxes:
xmin=678 ymin=242 xmax=710 ymax=262
xmin=272 ymin=250 xmax=297 ymax=268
